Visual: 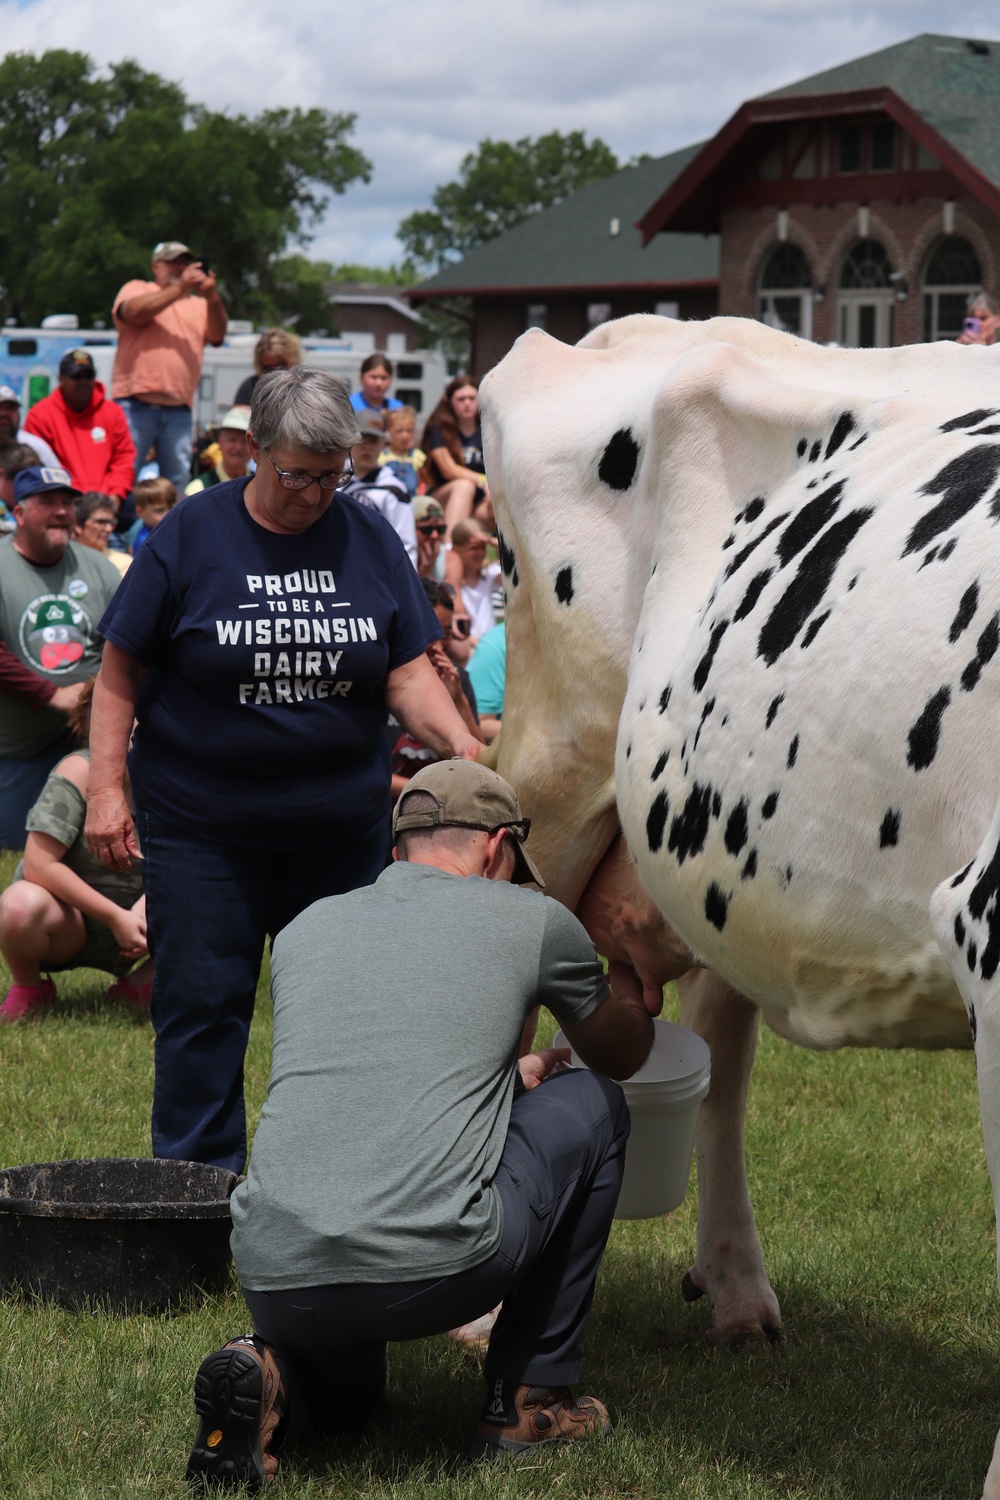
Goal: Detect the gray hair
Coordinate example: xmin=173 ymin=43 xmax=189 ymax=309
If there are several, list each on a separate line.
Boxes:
xmin=967 ymin=290 xmax=999 ymax=316
xmin=249 ymin=366 xmax=361 ymax=454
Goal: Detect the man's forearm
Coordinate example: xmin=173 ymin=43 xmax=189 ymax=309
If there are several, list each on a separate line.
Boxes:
xmin=205 ymin=290 xmax=228 ymax=345
xmin=0 ymin=642 xmax=55 ymax=709
xmin=116 ymin=284 xmax=185 ymax=327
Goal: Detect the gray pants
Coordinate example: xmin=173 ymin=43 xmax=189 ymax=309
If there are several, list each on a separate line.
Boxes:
xmin=243 ymin=1068 xmax=629 ymax=1432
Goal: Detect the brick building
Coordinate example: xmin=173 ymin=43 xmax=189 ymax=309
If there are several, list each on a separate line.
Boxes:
xmin=411 ymin=33 xmax=1000 ymax=375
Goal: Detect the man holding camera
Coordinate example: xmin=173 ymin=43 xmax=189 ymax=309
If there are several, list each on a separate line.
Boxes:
xmin=186 ymin=759 xmax=659 ymax=1488
xmin=111 ymin=240 xmax=227 ymax=491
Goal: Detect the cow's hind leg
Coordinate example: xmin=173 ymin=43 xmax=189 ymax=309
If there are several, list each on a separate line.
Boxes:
xmin=677 ymin=968 xmax=783 ymax=1344
xmin=930 ymin=812 xmax=1000 ymax=1500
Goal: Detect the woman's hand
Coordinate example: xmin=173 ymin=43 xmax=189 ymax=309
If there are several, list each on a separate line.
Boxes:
xmin=109 ymin=901 xmax=148 ymax=961
xmin=85 ymin=787 xmax=141 ymax=871
xmin=429 ymin=642 xmax=463 ymax=704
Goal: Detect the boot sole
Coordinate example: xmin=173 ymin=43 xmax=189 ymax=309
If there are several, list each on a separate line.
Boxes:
xmin=466 ymin=1418 xmax=612 ymax=1462
xmin=186 ymin=1349 xmax=268 ymax=1490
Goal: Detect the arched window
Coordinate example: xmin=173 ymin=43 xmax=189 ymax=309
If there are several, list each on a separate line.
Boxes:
xmin=839 ymin=239 xmax=892 ymax=289
xmin=758 ymin=243 xmax=812 ymax=339
xmin=922 ymin=235 xmax=982 ymax=341
xmin=837 ymin=239 xmax=895 ymax=347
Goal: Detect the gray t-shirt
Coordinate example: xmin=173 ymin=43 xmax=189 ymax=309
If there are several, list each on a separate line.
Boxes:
xmin=0 ymin=536 xmax=121 ymax=758
xmin=231 ymin=861 xmax=609 ymax=1290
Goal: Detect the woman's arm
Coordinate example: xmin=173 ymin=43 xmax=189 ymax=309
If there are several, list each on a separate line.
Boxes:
xmin=85 ymin=643 xmax=148 ymax=871
xmin=385 ymin=653 xmax=482 ymax=762
xmin=426 ymin=445 xmax=488 ymax=490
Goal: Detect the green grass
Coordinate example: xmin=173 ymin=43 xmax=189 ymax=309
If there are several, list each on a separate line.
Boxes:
xmin=0 ymin=845 xmax=997 ymax=1496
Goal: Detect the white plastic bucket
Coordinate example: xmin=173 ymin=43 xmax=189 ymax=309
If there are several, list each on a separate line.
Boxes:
xmin=552 ymin=1018 xmax=711 ymax=1219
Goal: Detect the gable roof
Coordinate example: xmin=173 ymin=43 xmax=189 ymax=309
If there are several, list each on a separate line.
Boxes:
xmin=639 ymin=33 xmax=1000 ymax=240
xmin=411 ymin=145 xmax=718 ymax=302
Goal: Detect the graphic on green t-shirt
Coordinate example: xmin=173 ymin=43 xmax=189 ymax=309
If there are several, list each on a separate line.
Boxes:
xmin=19 ymin=592 xmax=90 ymax=673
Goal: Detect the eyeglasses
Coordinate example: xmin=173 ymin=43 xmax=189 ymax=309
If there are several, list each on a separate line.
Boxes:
xmin=264 ymin=449 xmax=354 ymax=491
xmin=84 ymin=516 xmax=115 ymax=528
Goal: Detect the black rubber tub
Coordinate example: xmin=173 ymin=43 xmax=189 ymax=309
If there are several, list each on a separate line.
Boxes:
xmin=0 ymin=1158 xmax=238 ymax=1313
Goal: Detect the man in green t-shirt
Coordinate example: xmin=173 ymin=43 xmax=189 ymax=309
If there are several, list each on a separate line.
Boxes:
xmin=187 ymin=760 xmax=660 ymax=1488
xmin=0 ymin=466 xmax=122 ymax=847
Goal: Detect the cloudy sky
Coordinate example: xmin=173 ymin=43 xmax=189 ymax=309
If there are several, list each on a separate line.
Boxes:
xmin=1 ymin=0 xmax=997 ymax=268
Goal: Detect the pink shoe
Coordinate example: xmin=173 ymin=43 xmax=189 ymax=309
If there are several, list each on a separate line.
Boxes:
xmin=0 ymin=977 xmax=56 ymax=1023
xmin=108 ymin=976 xmax=152 ymax=1009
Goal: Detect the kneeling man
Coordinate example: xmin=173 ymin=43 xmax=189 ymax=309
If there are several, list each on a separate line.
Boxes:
xmin=187 ymin=759 xmax=658 ymax=1487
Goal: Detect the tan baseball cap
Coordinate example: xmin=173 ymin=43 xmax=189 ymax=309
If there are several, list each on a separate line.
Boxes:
xmin=152 ymin=240 xmax=192 ymax=262
xmin=392 ymin=759 xmax=544 ymax=887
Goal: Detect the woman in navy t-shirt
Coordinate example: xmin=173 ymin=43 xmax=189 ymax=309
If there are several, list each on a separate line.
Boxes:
xmin=85 ymin=368 xmax=482 ymax=1173
xmin=421 ymin=375 xmax=494 ymax=537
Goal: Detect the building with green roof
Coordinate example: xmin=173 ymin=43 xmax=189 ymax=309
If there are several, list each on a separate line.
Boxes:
xmin=412 ymin=33 xmax=1000 ymax=373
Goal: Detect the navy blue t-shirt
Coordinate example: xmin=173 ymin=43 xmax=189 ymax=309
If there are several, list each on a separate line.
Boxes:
xmin=99 ymin=479 xmax=441 ymax=850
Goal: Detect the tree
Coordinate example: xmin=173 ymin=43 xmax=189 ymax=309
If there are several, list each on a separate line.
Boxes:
xmin=0 ymin=50 xmax=372 ymax=326
xmin=397 ymin=130 xmax=620 ymax=274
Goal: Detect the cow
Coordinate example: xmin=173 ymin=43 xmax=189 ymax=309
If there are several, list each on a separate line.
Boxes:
xmin=477 ymin=314 xmax=1000 ymax=1497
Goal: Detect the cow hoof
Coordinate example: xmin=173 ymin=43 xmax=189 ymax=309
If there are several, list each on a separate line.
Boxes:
xmin=681 ymin=1272 xmax=706 ymax=1303
xmin=705 ymin=1318 xmax=786 ymax=1350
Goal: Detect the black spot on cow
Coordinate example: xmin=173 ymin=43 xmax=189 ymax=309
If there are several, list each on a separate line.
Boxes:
xmin=906 ymin=686 xmax=951 ymax=770
xmin=734 ymin=568 xmax=773 ymax=622
xmin=940 ymin=409 xmax=1000 ymax=432
xmin=848 ymin=574 xmax=859 ymax=590
xmin=646 ymin=790 xmax=670 ymax=852
xmin=744 ymin=497 xmax=765 ymax=524
xmin=651 ymin=751 xmax=668 ymax=781
xmin=777 ymin=483 xmax=845 ymax=568
xmin=598 ymin=427 xmax=639 ymax=491
xmin=806 ymin=479 xmax=818 ymax=490
xmin=681 ymin=739 xmax=687 ymax=760
xmin=668 ymin=783 xmax=713 ymax=864
xmin=809 ymin=440 xmax=822 ymax=463
xmin=801 ymin=611 xmax=831 ymax=648
xmin=968 ymin=941 xmax=979 ymax=973
xmin=796 ymin=438 xmax=808 ymax=457
xmin=848 ymin=433 xmax=868 ymax=452
xmin=766 ymin=694 xmax=784 ymax=728
xmin=555 ymin=567 xmax=574 ymax=605
xmin=970 ymin=1001 xmax=978 ymax=1041
xmin=787 ymin=735 xmax=799 ymax=769
xmin=949 ymin=582 xmax=979 ymax=642
xmin=903 ymin=445 xmax=1000 ymax=557
xmin=762 ymin=791 xmax=779 ymax=819
xmin=694 ymin=697 xmax=716 ymax=752
xmin=951 ymin=860 xmax=974 ymax=888
xmin=693 ymin=621 xmax=729 ymax=692
xmin=919 ymin=547 xmax=939 ymax=571
xmin=497 ymin=530 xmax=517 ymax=580
xmin=879 ymin=809 xmax=901 ymax=847
xmin=723 ymin=513 xmax=789 ymax=580
xmin=724 ymin=799 xmax=749 ymax=855
xmin=982 ymin=918 xmax=1000 ymax=984
xmin=722 ymin=532 xmax=736 ymax=550
xmin=938 ymin=538 xmax=957 ymax=562
xmin=742 ymin=849 xmax=758 ymax=880
xmin=721 ymin=714 xmax=729 ymax=726
xmin=712 ymin=790 xmax=722 ymax=818
xmin=625 ymin=743 xmax=632 ymax=759
xmin=972 ymin=425 xmax=1000 ymax=436
xmin=704 ymin=882 xmax=728 ymax=931
xmin=954 ymin=913 xmax=967 ymax=947
xmin=659 ymin=683 xmax=672 ymax=715
xmin=961 ymin=613 xmax=1000 ymax=691
xmin=758 ymin=508 xmax=873 ymax=666
xmin=824 ymin=411 xmax=856 ymax=460
xmin=638 ymin=699 xmax=645 ymax=712
xmin=785 ymin=864 xmax=794 ymax=885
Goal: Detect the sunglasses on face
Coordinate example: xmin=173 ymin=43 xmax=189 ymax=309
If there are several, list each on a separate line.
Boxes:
xmin=417 ymin=523 xmax=447 ymax=537
xmin=451 ymin=616 xmax=471 ymax=639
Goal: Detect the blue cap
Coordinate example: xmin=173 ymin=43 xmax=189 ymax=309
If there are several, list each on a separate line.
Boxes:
xmin=13 ymin=466 xmax=80 ymax=505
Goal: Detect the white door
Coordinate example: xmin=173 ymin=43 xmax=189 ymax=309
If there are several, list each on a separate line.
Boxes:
xmin=838 ymin=292 xmax=894 ymax=348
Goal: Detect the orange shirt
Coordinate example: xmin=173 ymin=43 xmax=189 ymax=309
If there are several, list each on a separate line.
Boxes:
xmin=111 ymin=280 xmax=210 ymax=407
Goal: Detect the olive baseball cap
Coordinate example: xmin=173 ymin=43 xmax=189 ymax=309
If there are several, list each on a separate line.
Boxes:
xmin=152 ymin=240 xmax=192 ymax=262
xmin=392 ymin=759 xmax=545 ymax=887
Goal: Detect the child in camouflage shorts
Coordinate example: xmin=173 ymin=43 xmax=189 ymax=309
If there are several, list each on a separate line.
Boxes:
xmin=0 ymin=679 xmax=151 ymax=1021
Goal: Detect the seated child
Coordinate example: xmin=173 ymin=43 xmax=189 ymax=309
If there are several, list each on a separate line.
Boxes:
xmin=0 ymin=679 xmax=153 ymax=1022
xmin=378 ymin=405 xmax=426 ymax=499
xmin=125 ymin=476 xmax=177 ymax=555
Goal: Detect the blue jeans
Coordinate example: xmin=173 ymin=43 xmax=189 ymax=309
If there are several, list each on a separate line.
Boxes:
xmin=139 ymin=813 xmax=389 ymax=1172
xmin=118 ymin=397 xmax=193 ymax=491
xmin=243 ymin=1069 xmax=630 ymax=1432
xmin=0 ymin=737 xmax=73 ymax=849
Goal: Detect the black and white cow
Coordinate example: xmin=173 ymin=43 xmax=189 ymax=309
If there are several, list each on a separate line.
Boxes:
xmin=479 ymin=314 xmax=1000 ymax=1497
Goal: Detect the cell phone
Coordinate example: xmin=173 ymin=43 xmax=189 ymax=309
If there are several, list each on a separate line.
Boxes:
xmin=964 ymin=316 xmax=981 ymax=336
xmin=197 ymin=257 xmax=212 ymax=276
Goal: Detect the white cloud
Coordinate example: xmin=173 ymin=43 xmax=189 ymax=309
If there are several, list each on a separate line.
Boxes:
xmin=0 ymin=0 xmax=996 ymax=266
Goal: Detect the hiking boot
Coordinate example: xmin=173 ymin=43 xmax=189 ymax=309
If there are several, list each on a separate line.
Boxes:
xmin=186 ymin=1335 xmax=286 ymax=1491
xmin=0 ymin=977 xmax=55 ymax=1023
xmin=467 ymin=1378 xmax=612 ymax=1460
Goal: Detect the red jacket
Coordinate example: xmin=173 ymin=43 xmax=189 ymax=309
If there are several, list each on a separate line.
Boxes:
xmin=24 ymin=383 xmax=135 ymax=500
